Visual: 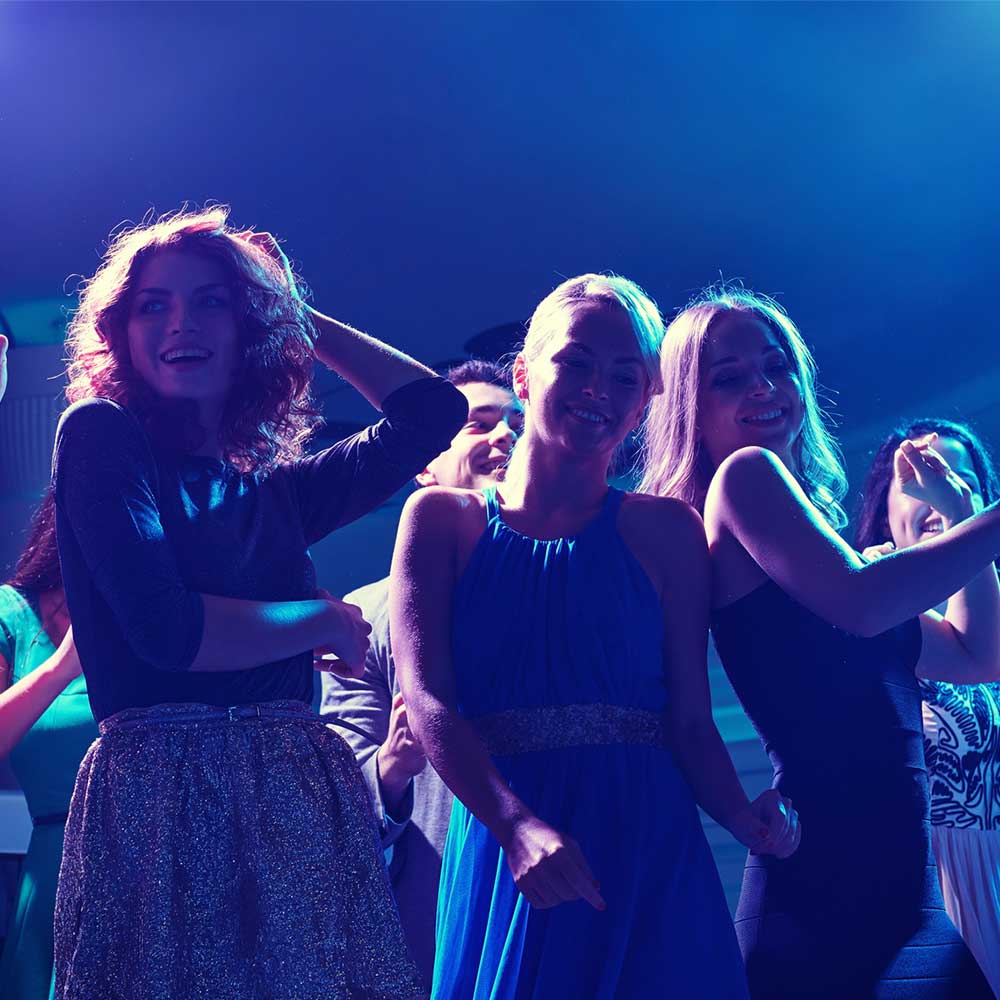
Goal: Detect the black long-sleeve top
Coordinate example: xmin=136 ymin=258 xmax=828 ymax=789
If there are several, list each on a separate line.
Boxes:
xmin=53 ymin=376 xmax=466 ymax=723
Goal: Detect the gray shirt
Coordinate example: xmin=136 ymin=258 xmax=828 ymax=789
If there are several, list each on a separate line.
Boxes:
xmin=319 ymin=577 xmax=453 ymax=989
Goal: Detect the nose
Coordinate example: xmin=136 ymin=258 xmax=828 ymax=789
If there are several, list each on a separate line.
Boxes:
xmin=581 ymin=370 xmax=610 ymax=401
xmin=748 ymin=371 xmax=777 ymax=398
xmin=168 ymin=301 xmax=199 ymax=336
xmin=489 ymin=419 xmax=517 ymax=452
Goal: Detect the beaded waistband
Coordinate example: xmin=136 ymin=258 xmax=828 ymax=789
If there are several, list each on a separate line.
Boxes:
xmin=470 ymin=703 xmax=671 ymax=756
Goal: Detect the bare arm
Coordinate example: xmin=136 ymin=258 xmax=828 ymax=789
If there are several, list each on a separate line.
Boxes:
xmin=0 ymin=634 xmax=80 ymax=758
xmin=643 ymin=499 xmax=798 ymax=856
xmin=707 ymin=448 xmax=1000 ymax=676
xmin=308 ymin=310 xmax=440 ymax=411
xmin=189 ymin=594 xmax=369 ymax=676
xmin=389 ymin=487 xmax=605 ymax=910
xmin=245 ymin=232 xmax=439 ymax=410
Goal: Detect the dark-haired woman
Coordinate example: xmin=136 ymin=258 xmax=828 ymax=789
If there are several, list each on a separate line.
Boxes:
xmin=857 ymin=418 xmax=1000 ymax=996
xmin=51 ymin=208 xmax=467 ymax=1000
xmin=0 ymin=493 xmax=95 ymax=1000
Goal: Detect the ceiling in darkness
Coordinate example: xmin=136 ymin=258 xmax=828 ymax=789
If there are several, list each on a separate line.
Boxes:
xmin=3 ymin=1 xmax=999 ymax=448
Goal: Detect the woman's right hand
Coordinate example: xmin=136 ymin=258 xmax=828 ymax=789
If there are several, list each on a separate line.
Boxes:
xmin=502 ymin=814 xmax=606 ymax=911
xmin=313 ymin=592 xmax=372 ymax=679
xmin=895 ymin=433 xmax=976 ymax=523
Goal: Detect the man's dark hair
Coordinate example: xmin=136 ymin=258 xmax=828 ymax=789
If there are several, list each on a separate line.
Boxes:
xmin=445 ymin=359 xmax=511 ymax=390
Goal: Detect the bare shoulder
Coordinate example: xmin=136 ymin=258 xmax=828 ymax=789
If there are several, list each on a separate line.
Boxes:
xmin=620 ymin=491 xmax=705 ymax=544
xmin=398 ymin=486 xmax=488 ymax=554
xmin=713 ymin=446 xmax=788 ymax=491
xmin=619 ymin=493 xmax=708 ymax=600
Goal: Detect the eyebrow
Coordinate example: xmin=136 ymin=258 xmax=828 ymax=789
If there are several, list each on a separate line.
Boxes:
xmin=135 ymin=283 xmax=230 ymax=296
xmin=563 ymin=343 xmax=643 ymax=366
xmin=467 ymin=404 xmax=521 ymax=419
xmin=708 ymin=345 xmax=786 ymax=369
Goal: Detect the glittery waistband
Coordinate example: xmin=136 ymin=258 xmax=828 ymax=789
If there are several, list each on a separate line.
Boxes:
xmin=470 ymin=703 xmax=671 ymax=755
xmin=99 ymin=700 xmax=318 ymax=736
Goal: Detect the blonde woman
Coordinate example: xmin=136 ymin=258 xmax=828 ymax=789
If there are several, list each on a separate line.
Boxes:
xmin=391 ymin=276 xmax=799 ymax=1000
xmin=641 ymin=286 xmax=997 ymax=997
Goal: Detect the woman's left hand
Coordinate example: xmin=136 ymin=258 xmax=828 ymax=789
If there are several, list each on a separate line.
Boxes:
xmin=729 ymin=789 xmax=801 ymax=859
xmin=895 ymin=433 xmax=976 ymax=524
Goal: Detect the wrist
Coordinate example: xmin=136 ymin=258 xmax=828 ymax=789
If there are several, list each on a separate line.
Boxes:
xmin=376 ymin=747 xmax=414 ymax=804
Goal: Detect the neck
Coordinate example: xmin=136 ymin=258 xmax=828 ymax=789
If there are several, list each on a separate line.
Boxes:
xmin=501 ymin=432 xmax=611 ymax=512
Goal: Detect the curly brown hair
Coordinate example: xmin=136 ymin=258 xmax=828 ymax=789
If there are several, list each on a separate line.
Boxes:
xmin=64 ymin=206 xmax=319 ymax=472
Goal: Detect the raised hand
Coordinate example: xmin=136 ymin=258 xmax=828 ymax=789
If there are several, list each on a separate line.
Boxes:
xmin=503 ymin=814 xmax=606 ymax=911
xmin=313 ymin=591 xmax=372 ymax=679
xmin=895 ymin=433 xmax=976 ymax=523
xmin=861 ymin=541 xmax=896 ymax=563
xmin=728 ymin=789 xmax=800 ymax=859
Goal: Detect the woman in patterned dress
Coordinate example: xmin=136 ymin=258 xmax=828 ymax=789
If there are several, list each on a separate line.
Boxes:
xmin=857 ymin=417 xmax=1000 ymax=995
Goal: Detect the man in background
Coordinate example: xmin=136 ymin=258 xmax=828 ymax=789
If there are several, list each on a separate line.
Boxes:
xmin=320 ymin=359 xmax=522 ymax=987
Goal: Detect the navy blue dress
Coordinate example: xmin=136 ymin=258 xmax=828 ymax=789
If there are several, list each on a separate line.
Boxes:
xmin=712 ymin=581 xmax=991 ymax=998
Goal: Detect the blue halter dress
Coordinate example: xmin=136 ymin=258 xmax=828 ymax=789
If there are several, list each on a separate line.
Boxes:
xmin=432 ymin=487 xmax=748 ymax=1000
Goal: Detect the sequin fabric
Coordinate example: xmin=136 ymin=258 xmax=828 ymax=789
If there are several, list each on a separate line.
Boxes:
xmin=53 ymin=701 xmax=426 ymax=1000
xmin=470 ymin=702 xmax=670 ymax=756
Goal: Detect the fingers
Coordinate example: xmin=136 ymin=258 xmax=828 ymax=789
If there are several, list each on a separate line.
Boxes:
xmin=313 ymin=655 xmax=366 ymax=679
xmin=518 ymin=841 xmax=606 ymax=911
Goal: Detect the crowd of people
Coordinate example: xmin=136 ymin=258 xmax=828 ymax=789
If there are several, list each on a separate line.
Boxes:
xmin=0 ymin=207 xmax=998 ymax=999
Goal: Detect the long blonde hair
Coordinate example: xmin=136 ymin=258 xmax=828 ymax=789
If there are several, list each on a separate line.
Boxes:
xmin=639 ymin=285 xmax=847 ymax=529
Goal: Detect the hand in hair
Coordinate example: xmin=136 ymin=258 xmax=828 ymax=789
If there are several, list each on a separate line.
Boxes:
xmin=896 ymin=433 xmax=978 ymax=524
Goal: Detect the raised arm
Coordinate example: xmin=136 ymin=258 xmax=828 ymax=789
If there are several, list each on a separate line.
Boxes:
xmin=55 ymin=399 xmax=369 ymax=676
xmin=707 ymin=447 xmax=1000 ymax=678
xmin=245 ymin=231 xmax=442 ymax=408
xmin=634 ymin=498 xmax=798 ymax=857
xmin=389 ymin=487 xmax=604 ymax=910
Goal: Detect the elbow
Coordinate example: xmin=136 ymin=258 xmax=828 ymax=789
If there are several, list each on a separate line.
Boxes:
xmin=422 ymin=379 xmax=469 ymax=449
xmin=127 ymin=592 xmax=205 ymax=672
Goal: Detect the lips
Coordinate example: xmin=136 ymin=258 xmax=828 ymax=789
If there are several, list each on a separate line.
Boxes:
xmin=741 ymin=407 xmax=786 ymax=425
xmin=567 ymin=405 xmax=610 ymax=425
xmin=161 ymin=346 xmax=213 ymax=364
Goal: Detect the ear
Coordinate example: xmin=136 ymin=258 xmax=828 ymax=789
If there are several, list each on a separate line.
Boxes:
xmin=512 ymin=353 xmax=529 ymax=402
xmin=414 ymin=468 xmax=439 ymax=488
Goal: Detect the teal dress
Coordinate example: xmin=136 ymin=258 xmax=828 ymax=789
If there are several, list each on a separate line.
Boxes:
xmin=0 ymin=585 xmax=97 ymax=1000
xmin=432 ymin=488 xmax=748 ymax=999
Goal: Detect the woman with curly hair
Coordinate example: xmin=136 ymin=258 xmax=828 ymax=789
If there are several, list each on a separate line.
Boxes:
xmin=50 ymin=207 xmax=466 ymax=1000
xmin=640 ymin=286 xmax=998 ymax=997
xmin=0 ymin=492 xmax=92 ymax=1000
xmin=856 ymin=417 xmax=1000 ymax=996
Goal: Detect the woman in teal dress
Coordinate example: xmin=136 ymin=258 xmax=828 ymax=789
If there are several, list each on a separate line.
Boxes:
xmin=0 ymin=492 xmax=96 ymax=1000
xmin=390 ymin=275 xmax=801 ymax=999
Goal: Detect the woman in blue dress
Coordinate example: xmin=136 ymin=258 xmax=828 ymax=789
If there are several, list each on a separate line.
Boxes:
xmin=390 ymin=274 xmax=800 ymax=1000
xmin=640 ymin=286 xmax=998 ymax=997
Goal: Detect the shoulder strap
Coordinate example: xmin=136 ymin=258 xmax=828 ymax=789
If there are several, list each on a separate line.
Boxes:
xmin=483 ymin=486 xmax=500 ymax=521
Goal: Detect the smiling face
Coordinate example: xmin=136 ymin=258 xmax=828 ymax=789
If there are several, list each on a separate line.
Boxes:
xmin=417 ymin=380 xmax=523 ymax=490
xmin=696 ymin=311 xmax=806 ymax=471
xmin=886 ymin=436 xmax=985 ymax=549
xmin=125 ymin=249 xmax=242 ymax=425
xmin=515 ymin=301 xmax=651 ymax=460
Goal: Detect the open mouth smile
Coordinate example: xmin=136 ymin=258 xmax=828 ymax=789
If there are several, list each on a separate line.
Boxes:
xmin=161 ymin=347 xmax=213 ymax=364
xmin=741 ymin=407 xmax=786 ymax=426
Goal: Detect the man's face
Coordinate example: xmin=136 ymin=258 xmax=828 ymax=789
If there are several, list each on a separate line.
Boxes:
xmin=416 ymin=381 xmax=523 ymax=490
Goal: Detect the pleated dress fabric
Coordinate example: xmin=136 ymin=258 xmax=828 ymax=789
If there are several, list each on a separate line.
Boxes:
xmin=712 ymin=580 xmax=991 ymax=999
xmin=431 ymin=487 xmax=749 ymax=1000
xmin=53 ymin=701 xmax=424 ymax=1000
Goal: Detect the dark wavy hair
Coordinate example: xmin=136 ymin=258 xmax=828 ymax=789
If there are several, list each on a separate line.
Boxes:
xmin=64 ymin=206 xmax=319 ymax=473
xmin=855 ymin=417 xmax=1000 ymax=557
xmin=445 ymin=358 xmax=512 ymax=390
xmin=7 ymin=488 xmax=61 ymax=600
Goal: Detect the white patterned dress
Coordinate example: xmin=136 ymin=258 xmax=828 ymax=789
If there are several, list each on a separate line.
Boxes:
xmin=921 ymin=679 xmax=1000 ymax=995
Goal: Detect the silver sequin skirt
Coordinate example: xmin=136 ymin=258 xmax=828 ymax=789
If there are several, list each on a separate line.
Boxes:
xmin=53 ymin=701 xmax=425 ymax=1000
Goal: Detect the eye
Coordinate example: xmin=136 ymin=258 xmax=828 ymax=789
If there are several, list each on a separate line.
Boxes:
xmin=615 ymin=374 xmax=639 ymax=387
xmin=711 ymin=371 xmax=743 ymax=388
xmin=557 ymin=356 xmax=588 ymax=369
xmin=200 ymin=294 xmax=230 ymax=308
xmin=138 ymin=299 xmax=166 ymax=314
